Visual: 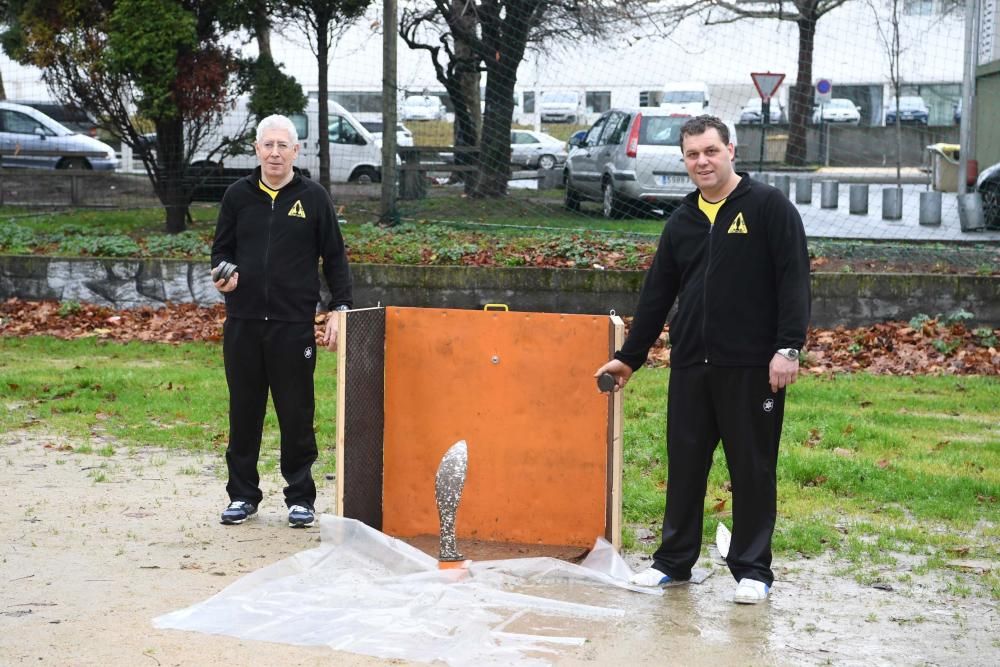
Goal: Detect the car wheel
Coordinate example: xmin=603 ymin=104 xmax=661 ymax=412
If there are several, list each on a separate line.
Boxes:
xmin=602 ymin=180 xmax=625 ymax=219
xmin=57 ymin=157 xmax=91 ymax=170
xmin=981 ymin=177 xmax=1000 ymax=230
xmin=564 ymin=176 xmax=581 ymax=212
xmin=350 ymin=167 xmax=380 ymax=185
xmin=537 ymin=154 xmax=556 ymax=171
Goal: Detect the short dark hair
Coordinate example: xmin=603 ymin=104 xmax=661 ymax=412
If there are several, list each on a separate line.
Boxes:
xmin=680 ymin=115 xmax=730 ymax=149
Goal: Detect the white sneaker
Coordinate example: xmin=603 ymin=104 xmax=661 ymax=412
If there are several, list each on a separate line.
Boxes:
xmin=628 ymin=567 xmax=689 ymax=588
xmin=733 ymin=578 xmax=770 ymax=604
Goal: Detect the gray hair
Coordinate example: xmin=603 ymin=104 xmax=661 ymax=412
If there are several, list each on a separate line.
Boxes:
xmin=255 ymin=114 xmax=298 ymax=145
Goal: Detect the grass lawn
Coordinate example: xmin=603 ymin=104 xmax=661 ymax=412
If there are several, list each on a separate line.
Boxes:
xmin=2 ymin=336 xmax=997 ymax=596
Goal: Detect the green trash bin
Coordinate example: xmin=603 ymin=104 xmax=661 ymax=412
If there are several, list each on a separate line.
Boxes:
xmin=926 ymin=143 xmax=960 ymax=193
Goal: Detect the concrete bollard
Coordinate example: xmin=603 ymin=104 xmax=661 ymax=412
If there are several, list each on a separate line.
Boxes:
xmin=918 ymin=191 xmax=942 ymax=226
xmin=772 ymin=174 xmax=790 ymax=198
xmin=848 ymin=184 xmax=869 ymax=214
xmin=795 ymin=176 xmax=812 ymax=204
xmin=820 ymin=180 xmax=839 ymax=209
xmin=957 ymin=192 xmax=986 ymax=231
xmin=882 ymin=187 xmax=903 ymax=220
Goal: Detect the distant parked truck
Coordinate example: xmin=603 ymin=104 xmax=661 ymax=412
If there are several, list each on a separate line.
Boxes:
xmin=539 ymin=91 xmax=583 ymax=123
xmin=659 ymin=82 xmax=710 ymax=116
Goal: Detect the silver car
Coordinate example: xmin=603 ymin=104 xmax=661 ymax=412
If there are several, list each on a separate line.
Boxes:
xmin=510 ymin=130 xmax=567 ymax=170
xmin=564 ymin=107 xmax=695 ymax=218
xmin=0 ymin=101 xmax=118 ymax=170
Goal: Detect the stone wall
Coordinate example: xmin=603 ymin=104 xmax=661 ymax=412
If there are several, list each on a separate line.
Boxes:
xmin=2 ymin=256 xmax=998 ymax=327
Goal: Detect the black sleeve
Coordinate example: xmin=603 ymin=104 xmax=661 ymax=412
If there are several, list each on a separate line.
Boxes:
xmin=211 ymin=193 xmax=237 ymax=270
xmin=767 ymin=192 xmax=811 ymax=351
xmin=614 ymin=222 xmax=681 ymax=371
xmin=315 ymin=188 xmax=353 ymax=310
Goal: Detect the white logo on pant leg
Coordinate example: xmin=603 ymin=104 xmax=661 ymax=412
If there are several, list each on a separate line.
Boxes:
xmin=763 ymin=398 xmax=774 ymax=413
xmin=304 ymin=346 xmax=313 ymax=359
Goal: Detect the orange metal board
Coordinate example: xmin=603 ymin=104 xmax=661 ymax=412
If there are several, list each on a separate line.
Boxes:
xmin=382 ymin=307 xmax=615 ymax=547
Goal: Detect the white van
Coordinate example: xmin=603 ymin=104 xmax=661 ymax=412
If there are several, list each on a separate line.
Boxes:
xmin=188 ymin=97 xmax=384 ymax=195
xmin=659 ymin=82 xmax=710 ymax=116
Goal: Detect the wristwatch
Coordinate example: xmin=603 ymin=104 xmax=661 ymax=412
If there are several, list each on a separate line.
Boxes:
xmin=776 ymin=348 xmax=800 ymax=361
xmin=333 ymin=305 xmax=350 ymax=312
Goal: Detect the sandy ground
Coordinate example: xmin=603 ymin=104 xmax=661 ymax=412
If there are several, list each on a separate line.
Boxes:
xmin=2 ymin=431 xmax=997 ymax=667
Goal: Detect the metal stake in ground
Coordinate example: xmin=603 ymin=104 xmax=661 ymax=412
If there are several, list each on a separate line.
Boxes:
xmin=435 ymin=440 xmax=469 ymax=567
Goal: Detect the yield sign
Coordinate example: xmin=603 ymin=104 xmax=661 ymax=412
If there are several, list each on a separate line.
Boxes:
xmin=751 ymin=72 xmax=785 ymax=102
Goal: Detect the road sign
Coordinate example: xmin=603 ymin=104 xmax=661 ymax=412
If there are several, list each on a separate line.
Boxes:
xmin=751 ymin=72 xmax=785 ymax=102
xmin=815 ymin=78 xmax=833 ymax=103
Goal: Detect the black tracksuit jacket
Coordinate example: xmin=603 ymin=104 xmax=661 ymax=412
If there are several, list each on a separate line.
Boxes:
xmin=211 ymin=167 xmax=353 ymax=321
xmin=615 ymin=174 xmax=810 ymax=371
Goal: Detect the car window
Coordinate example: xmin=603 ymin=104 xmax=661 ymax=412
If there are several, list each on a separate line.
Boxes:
xmin=584 ymin=115 xmax=609 ymax=147
xmin=639 ymin=116 xmax=686 ymax=146
xmin=362 ymin=121 xmax=384 ymax=133
xmin=290 ymin=113 xmax=308 ymax=140
xmin=329 ymin=117 xmax=362 ymax=144
xmin=0 ymin=110 xmax=53 ymax=135
xmin=602 ymin=112 xmax=631 ymax=145
xmin=663 ymin=91 xmax=704 ymax=104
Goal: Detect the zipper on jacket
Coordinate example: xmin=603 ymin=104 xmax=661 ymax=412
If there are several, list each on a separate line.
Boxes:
xmin=701 ymin=213 xmax=713 ymax=364
xmin=263 ymin=195 xmax=276 ymax=320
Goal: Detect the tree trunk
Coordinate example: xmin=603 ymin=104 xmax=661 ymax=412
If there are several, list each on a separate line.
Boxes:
xmin=253 ymin=0 xmax=272 ymax=59
xmin=154 ymin=117 xmax=190 ymax=234
xmin=451 ymin=0 xmax=481 ymax=194
xmin=473 ymin=24 xmax=527 ymax=198
xmin=0 ymin=70 xmax=6 ymax=101
xmin=316 ymin=12 xmax=332 ymax=191
xmin=785 ymin=16 xmax=817 ymax=166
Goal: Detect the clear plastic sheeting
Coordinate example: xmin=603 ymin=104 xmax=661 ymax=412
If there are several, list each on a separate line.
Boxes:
xmin=154 ymin=515 xmax=660 ymax=666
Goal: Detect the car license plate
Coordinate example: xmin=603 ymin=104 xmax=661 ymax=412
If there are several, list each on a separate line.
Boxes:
xmin=656 ymin=174 xmax=687 ymax=187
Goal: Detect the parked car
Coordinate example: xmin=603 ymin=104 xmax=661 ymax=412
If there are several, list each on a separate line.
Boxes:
xmin=510 ymin=129 xmax=567 ymax=170
xmin=564 ymin=107 xmax=737 ymax=219
xmin=538 ymin=91 xmax=582 ymax=124
xmin=659 ymin=81 xmax=710 ymax=116
xmin=0 ymin=101 xmax=118 ymax=170
xmin=401 ymin=95 xmax=446 ymax=121
xmin=977 ymin=161 xmax=1000 ymax=229
xmin=812 ymin=98 xmax=861 ymax=125
xmin=738 ymin=97 xmax=786 ymax=124
xmin=360 ymin=120 xmax=415 ymax=147
xmin=10 ymin=100 xmax=100 ymax=137
xmin=885 ymin=96 xmax=929 ymax=125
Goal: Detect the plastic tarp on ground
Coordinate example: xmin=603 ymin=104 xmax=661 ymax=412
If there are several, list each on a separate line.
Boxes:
xmin=154 ymin=515 xmax=661 ymax=666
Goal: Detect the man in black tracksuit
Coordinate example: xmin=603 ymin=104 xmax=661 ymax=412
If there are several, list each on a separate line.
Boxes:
xmin=595 ymin=115 xmax=810 ymax=604
xmin=211 ymin=114 xmax=352 ymax=529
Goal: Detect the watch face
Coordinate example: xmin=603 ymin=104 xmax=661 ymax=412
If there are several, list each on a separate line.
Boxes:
xmin=786 ymin=349 xmax=799 ymax=360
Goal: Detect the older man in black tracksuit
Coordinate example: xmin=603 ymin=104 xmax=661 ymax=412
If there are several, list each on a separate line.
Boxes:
xmin=595 ymin=115 xmax=810 ymax=604
xmin=211 ymin=114 xmax=352 ymax=529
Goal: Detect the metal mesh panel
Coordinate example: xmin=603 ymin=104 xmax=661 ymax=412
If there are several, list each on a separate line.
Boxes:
xmin=342 ymin=307 xmax=386 ymax=530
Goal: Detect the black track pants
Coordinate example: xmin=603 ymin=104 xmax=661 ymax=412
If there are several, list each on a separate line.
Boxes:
xmin=652 ymin=364 xmax=784 ymax=586
xmin=223 ymin=318 xmax=318 ymax=509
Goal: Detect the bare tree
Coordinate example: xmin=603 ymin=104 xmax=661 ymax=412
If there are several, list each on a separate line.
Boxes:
xmin=274 ymin=0 xmax=371 ymax=192
xmin=402 ymin=1 xmax=644 ymax=198
xmin=400 ymin=0 xmax=483 ymax=193
xmin=658 ymin=1 xmax=851 ymax=166
xmin=867 ymin=0 xmax=903 ymax=187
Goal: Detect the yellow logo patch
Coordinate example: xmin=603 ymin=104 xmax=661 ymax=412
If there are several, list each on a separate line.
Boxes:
xmin=288 ymin=200 xmax=306 ymax=219
xmin=727 ymin=212 xmax=748 ymax=234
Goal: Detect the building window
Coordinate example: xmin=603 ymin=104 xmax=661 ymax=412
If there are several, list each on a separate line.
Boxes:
xmin=586 ymin=91 xmax=612 ymax=114
xmin=639 ymin=91 xmax=663 ymax=107
xmin=902 ymin=0 xmax=936 ymax=16
xmin=523 ymin=91 xmax=535 ymax=114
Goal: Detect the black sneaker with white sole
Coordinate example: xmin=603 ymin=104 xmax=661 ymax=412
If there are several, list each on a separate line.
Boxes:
xmin=288 ymin=504 xmax=315 ymax=528
xmin=220 ymin=500 xmax=257 ymax=525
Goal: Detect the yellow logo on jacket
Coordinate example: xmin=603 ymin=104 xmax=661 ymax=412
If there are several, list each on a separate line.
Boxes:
xmin=288 ymin=200 xmax=306 ymax=219
xmin=727 ymin=212 xmax=748 ymax=234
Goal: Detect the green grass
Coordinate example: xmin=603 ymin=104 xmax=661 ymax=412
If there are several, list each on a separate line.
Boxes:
xmin=621 ymin=368 xmax=999 ymax=592
xmin=0 ymin=336 xmax=338 ymax=477
xmin=3 ymin=335 xmax=997 ymax=592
